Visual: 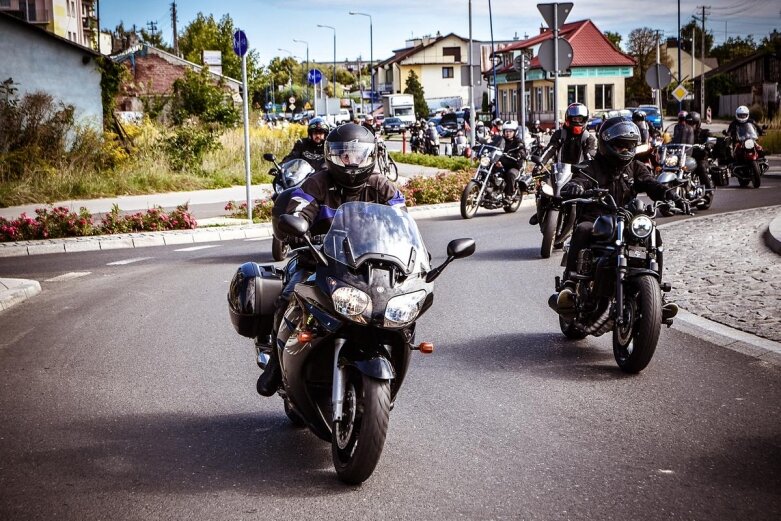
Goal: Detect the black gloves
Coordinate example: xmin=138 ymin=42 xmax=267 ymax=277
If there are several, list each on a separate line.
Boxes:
xmin=561 ymin=183 xmax=585 ymax=198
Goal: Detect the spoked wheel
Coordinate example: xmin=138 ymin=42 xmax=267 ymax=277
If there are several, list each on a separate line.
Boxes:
xmin=386 ymin=158 xmax=399 ymax=182
xmin=460 ymin=181 xmax=481 ymax=219
xmin=272 ymin=237 xmax=290 ymax=261
xmin=503 ymin=187 xmax=522 ymax=213
xmin=559 ymin=315 xmax=587 ymax=340
xmin=750 ymin=161 xmax=761 ymax=188
xmin=331 ymin=370 xmax=391 ymax=485
xmin=540 ymin=208 xmax=559 ymax=258
xmin=612 ymin=275 xmax=662 ymax=373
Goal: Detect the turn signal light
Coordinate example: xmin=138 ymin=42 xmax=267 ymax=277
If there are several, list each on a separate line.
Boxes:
xmin=297 ymin=331 xmax=313 ymax=343
xmin=418 ymin=342 xmax=434 ymax=354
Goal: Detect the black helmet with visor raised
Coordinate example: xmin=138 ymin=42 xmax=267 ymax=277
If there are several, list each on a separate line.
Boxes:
xmin=324 ymin=123 xmax=376 ymax=189
xmin=597 ymin=117 xmax=641 ymax=168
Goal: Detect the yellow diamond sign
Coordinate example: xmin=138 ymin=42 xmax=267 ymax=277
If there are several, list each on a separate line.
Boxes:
xmin=672 ymin=84 xmax=689 ymax=102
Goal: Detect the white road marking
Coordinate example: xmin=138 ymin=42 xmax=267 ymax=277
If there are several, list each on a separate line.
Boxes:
xmin=174 ymin=245 xmax=219 ymax=252
xmin=106 ymin=257 xmax=153 ymax=266
xmin=45 ymin=272 xmax=91 ymax=282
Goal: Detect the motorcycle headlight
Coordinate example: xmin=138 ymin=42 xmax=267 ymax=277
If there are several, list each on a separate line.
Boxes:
xmin=384 ymin=290 xmax=427 ymax=328
xmin=332 ymin=286 xmax=371 ymax=323
xmin=665 ymin=155 xmax=679 ymax=167
xmin=541 ymin=181 xmax=554 ymax=196
xmin=479 ymin=155 xmax=491 ymax=167
xmin=744 ymin=139 xmax=755 ymax=149
xmin=630 ymin=215 xmax=654 ymax=239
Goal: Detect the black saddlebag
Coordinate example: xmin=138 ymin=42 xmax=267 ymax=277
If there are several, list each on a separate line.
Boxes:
xmin=227 ymin=263 xmax=283 ymax=338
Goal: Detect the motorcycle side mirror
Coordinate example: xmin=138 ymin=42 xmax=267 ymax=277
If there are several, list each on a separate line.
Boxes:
xmin=263 ymin=153 xmax=276 ymax=162
xmin=531 ymin=155 xmax=543 ymax=165
xmin=278 ymin=214 xmax=329 ymax=266
xmin=426 ymin=238 xmax=476 ymax=283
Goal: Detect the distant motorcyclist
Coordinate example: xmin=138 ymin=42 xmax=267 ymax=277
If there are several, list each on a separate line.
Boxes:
xmin=475 ymin=120 xmax=489 ymax=143
xmin=538 ymin=103 xmax=596 ymax=165
xmin=554 ymin=117 xmax=688 ymax=313
xmin=490 ymin=118 xmax=503 ymax=136
xmin=685 ymin=111 xmax=715 ymax=191
xmin=529 ymin=119 xmax=545 ymax=135
xmin=257 ymin=123 xmax=406 ymax=397
xmin=282 ymin=117 xmax=329 ymax=170
xmin=426 ymin=121 xmax=440 ymax=154
xmin=727 ymin=105 xmax=764 ymax=141
xmin=632 ymin=110 xmax=651 ymax=144
xmin=498 ymin=121 xmax=528 ymax=204
xmin=672 ymin=110 xmax=694 ymax=144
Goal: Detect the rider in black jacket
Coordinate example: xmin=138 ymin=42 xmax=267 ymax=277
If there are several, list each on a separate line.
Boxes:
xmin=281 ymin=117 xmax=329 ymax=170
xmin=257 ymin=123 xmax=406 ymax=397
xmin=672 ymin=111 xmax=694 ymax=144
xmin=498 ymin=120 xmax=527 ymax=203
xmin=555 ymin=117 xmax=688 ymax=313
xmin=686 ymin=111 xmax=715 ymax=190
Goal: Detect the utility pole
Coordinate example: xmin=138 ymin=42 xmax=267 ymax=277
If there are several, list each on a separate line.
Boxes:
xmin=697 ymin=5 xmax=710 ymax=114
xmin=468 ymin=0 xmax=475 ymax=146
xmin=171 ymin=1 xmax=179 ymax=56
xmin=146 ymin=21 xmax=158 ymax=39
xmin=677 ymin=0 xmax=681 ymax=113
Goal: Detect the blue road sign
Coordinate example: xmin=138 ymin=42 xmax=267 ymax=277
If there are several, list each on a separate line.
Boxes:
xmin=307 ymin=69 xmax=323 ymax=85
xmin=233 ymin=30 xmax=248 ymax=57
xmin=265 ymin=102 xmax=273 ymax=110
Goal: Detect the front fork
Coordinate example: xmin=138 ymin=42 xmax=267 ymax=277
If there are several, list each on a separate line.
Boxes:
xmin=615 ymin=220 xmax=628 ymax=327
xmin=332 ymin=337 xmax=347 ymax=422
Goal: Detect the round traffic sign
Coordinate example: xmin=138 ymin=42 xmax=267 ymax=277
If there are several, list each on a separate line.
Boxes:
xmin=288 ymin=96 xmax=296 ymax=104
xmin=307 ymin=69 xmax=323 ymax=85
xmin=232 ymin=30 xmax=248 ymax=57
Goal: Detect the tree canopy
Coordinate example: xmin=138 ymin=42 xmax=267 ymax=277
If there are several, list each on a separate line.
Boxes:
xmin=403 ymin=71 xmax=428 ymax=119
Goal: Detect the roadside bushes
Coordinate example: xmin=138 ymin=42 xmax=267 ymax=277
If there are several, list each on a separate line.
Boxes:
xmin=224 ymin=198 xmax=274 ymax=222
xmin=400 ymin=170 xmax=473 ymax=206
xmin=389 ymin=151 xmax=472 ymax=172
xmin=0 ymin=204 xmax=196 ymax=242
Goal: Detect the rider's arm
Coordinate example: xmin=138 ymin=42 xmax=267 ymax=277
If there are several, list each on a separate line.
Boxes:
xmin=285 ymin=172 xmax=327 ymax=225
xmin=631 ymin=162 xmax=668 ymax=201
xmin=584 ymin=133 xmax=597 ymax=159
xmin=374 ymin=174 xmax=406 ymax=208
xmin=538 ymin=130 xmax=562 ymax=164
xmin=281 ymin=139 xmax=306 ymax=164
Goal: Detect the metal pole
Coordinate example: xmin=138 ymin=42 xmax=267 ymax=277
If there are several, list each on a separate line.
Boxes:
xmin=656 ymin=32 xmax=662 ymax=119
xmin=293 ymin=39 xmax=310 ymax=111
xmin=701 ymin=5 xmax=706 ymax=113
xmin=317 ymin=25 xmax=336 ymax=119
xmin=348 ymin=13 xmax=373 ymax=112
xmin=520 ymin=57 xmax=527 ymax=133
xmin=468 ymin=0 xmax=475 ymax=147
xmin=553 ymin=4 xmax=560 ymax=130
xmin=488 ymin=0 xmax=498 ymax=120
xmin=677 ymin=0 xmax=682 ymax=113
xmin=241 ymin=51 xmax=252 ymax=223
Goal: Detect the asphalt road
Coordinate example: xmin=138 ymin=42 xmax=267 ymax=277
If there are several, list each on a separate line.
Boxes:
xmin=0 ymin=178 xmax=779 ymax=519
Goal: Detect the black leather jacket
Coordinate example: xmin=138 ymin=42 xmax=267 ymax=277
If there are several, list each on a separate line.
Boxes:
xmin=499 ymin=136 xmax=527 ymax=171
xmin=282 ymin=138 xmax=326 ymax=171
xmin=540 ymin=127 xmax=596 ymax=165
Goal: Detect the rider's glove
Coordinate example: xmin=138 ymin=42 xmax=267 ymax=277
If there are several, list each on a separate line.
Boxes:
xmin=667 ymin=193 xmax=691 ymax=215
xmin=560 ymin=183 xmax=585 ymax=198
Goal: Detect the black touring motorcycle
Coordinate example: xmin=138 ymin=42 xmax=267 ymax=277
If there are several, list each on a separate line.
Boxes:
xmin=549 ymin=189 xmax=684 ymax=373
xmin=228 ymin=202 xmax=475 ymax=484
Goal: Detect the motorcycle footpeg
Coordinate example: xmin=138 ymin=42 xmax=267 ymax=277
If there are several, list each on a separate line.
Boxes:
xmin=660 ymin=282 xmax=672 ymax=292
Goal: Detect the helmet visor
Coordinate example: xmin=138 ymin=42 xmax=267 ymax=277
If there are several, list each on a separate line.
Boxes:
xmin=568 ymin=115 xmax=586 ymax=125
xmin=326 ymin=141 xmax=375 ymax=169
xmin=600 ymin=120 xmax=640 ymax=145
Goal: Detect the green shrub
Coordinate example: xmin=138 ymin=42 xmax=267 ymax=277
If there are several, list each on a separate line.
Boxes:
xmin=760 ymin=130 xmax=781 ymax=154
xmin=163 ymin=123 xmax=221 ymax=171
xmin=171 ymin=68 xmax=239 ymax=127
xmin=400 ymin=170 xmax=473 ymax=206
xmin=225 ymin=198 xmax=274 ymax=222
xmin=389 ymin=151 xmax=473 ymax=172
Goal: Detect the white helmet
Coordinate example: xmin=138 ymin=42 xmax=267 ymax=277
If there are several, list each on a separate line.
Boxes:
xmin=736 ymin=105 xmax=749 ymax=122
xmin=502 ymin=120 xmax=519 ymax=132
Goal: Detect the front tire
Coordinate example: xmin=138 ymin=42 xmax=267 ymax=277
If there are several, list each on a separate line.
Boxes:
xmin=612 ymin=275 xmax=662 ymax=373
xmin=332 ymin=371 xmax=391 ymax=485
xmin=503 ymin=187 xmax=522 ymax=213
xmin=751 ymin=161 xmax=761 ymax=188
xmin=540 ymin=208 xmax=559 ymax=258
xmin=272 ymin=237 xmax=289 ymax=261
xmin=460 ymin=181 xmax=481 ymax=219
xmin=386 ymin=158 xmax=399 ymax=182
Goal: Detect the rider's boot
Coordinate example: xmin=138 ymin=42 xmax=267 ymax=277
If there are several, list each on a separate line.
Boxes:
xmin=257 ymin=346 xmax=281 ymax=397
xmin=555 ymin=280 xmax=577 ymax=317
xmin=529 ymin=213 xmax=539 ymax=225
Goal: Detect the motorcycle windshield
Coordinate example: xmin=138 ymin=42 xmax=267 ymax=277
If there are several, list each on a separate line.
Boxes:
xmin=279 ymin=159 xmax=315 ymax=187
xmin=322 ymin=202 xmax=430 ymax=275
xmin=736 ymin=123 xmax=758 ymax=140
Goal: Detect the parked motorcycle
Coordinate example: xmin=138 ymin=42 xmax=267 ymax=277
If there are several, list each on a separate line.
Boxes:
xmin=425 ymin=129 xmax=441 ymax=156
xmin=460 ymin=137 xmax=525 ymax=219
xmin=410 ymin=127 xmax=424 ymax=154
xmin=529 ymin=157 xmax=577 ymax=258
xmin=228 ymin=201 xmax=475 ymax=484
xmin=451 ymin=131 xmax=470 ymax=157
xmin=654 ymin=143 xmax=714 ymax=215
xmin=549 ymin=190 xmax=684 ymax=373
xmin=264 ymin=153 xmax=316 ymax=261
xmin=726 ymin=123 xmax=768 ymax=188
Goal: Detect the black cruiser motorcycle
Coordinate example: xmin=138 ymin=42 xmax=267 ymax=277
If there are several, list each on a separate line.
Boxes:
xmin=549 ymin=189 xmax=684 ymax=373
xmin=228 ymin=202 xmax=475 ymax=484
xmin=460 ymin=136 xmax=524 ymax=219
xmin=655 ymin=143 xmax=714 ymax=215
xmin=264 ymin=153 xmax=316 ymax=261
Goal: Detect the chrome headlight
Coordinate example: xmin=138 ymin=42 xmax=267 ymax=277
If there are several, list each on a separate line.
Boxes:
xmin=630 ymin=215 xmax=654 ymax=239
xmin=664 ymin=155 xmax=679 ymax=167
xmin=479 ymin=155 xmax=491 ymax=167
xmin=384 ymin=290 xmax=427 ymax=328
xmin=744 ymin=139 xmax=755 ymax=149
xmin=332 ymin=286 xmax=371 ymax=323
xmin=541 ymin=182 xmax=554 ymax=196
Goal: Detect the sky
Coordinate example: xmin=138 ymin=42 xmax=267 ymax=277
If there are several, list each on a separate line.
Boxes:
xmin=100 ymin=0 xmax=781 ymax=66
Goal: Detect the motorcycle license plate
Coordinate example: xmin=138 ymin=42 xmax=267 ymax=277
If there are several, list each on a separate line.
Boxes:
xmin=627 ymin=246 xmax=647 ymax=259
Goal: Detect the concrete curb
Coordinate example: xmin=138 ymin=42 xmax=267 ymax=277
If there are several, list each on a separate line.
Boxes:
xmin=764 ymin=212 xmax=781 ymax=255
xmin=658 ymin=205 xmax=781 ymax=365
xmin=0 ymin=278 xmax=41 ymax=312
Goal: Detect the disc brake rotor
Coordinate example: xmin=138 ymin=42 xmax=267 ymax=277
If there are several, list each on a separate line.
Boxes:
xmin=336 ymin=383 xmax=357 ymax=450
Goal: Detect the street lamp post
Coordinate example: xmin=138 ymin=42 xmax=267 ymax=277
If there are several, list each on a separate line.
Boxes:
xmin=317 ymin=24 xmax=336 ymax=118
xmin=293 ymin=38 xmax=310 ymax=112
xmin=349 ymin=11 xmax=373 ymax=113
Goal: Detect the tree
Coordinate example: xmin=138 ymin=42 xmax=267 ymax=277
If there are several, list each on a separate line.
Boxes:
xmin=604 ymin=31 xmax=622 ymax=50
xmin=403 ymin=71 xmax=428 ymax=120
xmin=625 ymin=27 xmax=660 ymax=101
xmin=139 ymin=27 xmax=172 ymax=53
xmin=680 ymin=16 xmax=714 ymax=55
xmin=710 ymin=36 xmax=758 ymax=67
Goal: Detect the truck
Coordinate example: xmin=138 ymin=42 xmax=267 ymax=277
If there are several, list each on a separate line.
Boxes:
xmin=382 ymin=94 xmax=416 ymax=124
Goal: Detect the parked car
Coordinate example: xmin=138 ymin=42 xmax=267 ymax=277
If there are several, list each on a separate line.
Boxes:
xmin=633 ymin=105 xmax=663 ymax=130
xmin=382 ymin=117 xmax=408 ymax=134
xmin=586 ymin=109 xmax=632 ymax=132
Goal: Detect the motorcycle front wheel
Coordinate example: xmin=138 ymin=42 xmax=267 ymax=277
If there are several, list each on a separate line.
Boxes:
xmin=332 ymin=370 xmax=391 ymax=485
xmin=503 ymin=187 xmax=522 ymax=213
xmin=540 ymin=209 xmax=559 ymax=258
xmin=460 ymin=181 xmax=481 ymax=219
xmin=272 ymin=237 xmax=289 ymax=261
xmin=612 ymin=275 xmax=662 ymax=373
xmin=751 ymin=161 xmax=761 ymax=188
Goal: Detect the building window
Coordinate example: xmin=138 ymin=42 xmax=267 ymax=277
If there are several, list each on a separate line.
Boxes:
xmin=501 ymin=90 xmax=508 ymax=115
xmin=535 ymin=87 xmax=543 ymax=111
xmin=442 ymin=46 xmax=461 ymax=62
xmin=595 ymin=84 xmax=614 ymax=110
xmin=442 ymin=67 xmax=454 ymax=79
xmin=71 ymin=1 xmax=76 ymax=17
xmin=567 ymin=85 xmax=586 ymax=105
xmin=546 ymin=87 xmax=553 ymax=111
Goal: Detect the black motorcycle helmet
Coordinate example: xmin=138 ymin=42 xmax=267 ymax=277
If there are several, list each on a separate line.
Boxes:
xmin=324 ymin=123 xmax=376 ymax=189
xmin=677 ymin=110 xmax=688 ymax=123
xmin=307 ymin=117 xmax=329 ymax=139
xmin=597 ymin=116 xmax=641 ymax=168
xmin=685 ymin=111 xmax=701 ymax=129
xmin=632 ymin=110 xmax=646 ymax=123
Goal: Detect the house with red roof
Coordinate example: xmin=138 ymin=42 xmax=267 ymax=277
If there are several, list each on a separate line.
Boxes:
xmin=490 ymin=19 xmax=635 ymax=126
